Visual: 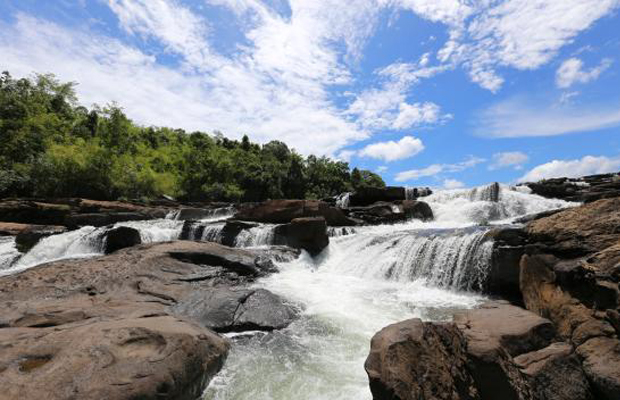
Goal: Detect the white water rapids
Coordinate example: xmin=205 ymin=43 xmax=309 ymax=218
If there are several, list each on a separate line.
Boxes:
xmin=0 ymin=185 xmax=577 ymax=399
xmin=203 ymin=184 xmax=576 ymax=400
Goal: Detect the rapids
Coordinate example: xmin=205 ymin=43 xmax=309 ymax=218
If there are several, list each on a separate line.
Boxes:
xmin=0 ymin=184 xmax=578 ymax=398
xmin=203 ymin=184 xmax=577 ymax=399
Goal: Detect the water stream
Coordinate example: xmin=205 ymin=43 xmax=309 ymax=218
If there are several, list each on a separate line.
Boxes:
xmin=0 ymin=184 xmax=577 ymax=398
xmin=203 ymin=184 xmax=577 ymax=400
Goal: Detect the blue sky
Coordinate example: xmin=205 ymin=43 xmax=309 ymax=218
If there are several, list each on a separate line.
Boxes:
xmin=1 ymin=0 xmax=620 ymax=188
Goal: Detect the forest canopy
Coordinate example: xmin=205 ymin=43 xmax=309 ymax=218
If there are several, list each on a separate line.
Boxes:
xmin=0 ymin=71 xmax=385 ymax=202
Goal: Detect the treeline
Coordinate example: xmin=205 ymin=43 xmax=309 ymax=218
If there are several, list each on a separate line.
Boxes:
xmin=0 ymin=71 xmax=384 ymax=202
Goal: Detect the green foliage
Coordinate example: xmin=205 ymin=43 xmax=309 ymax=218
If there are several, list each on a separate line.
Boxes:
xmin=0 ymin=71 xmax=386 ymax=201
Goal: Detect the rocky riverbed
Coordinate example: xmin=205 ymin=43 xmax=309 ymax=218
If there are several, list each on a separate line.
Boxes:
xmin=0 ymin=173 xmax=619 ymax=399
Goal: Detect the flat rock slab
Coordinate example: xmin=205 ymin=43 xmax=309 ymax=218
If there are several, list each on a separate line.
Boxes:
xmin=454 ymin=301 xmax=556 ymax=358
xmin=0 ymin=241 xmax=295 ymax=399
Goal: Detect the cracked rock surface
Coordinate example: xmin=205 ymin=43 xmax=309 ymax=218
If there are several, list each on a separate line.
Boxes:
xmin=0 ymin=240 xmax=297 ymax=399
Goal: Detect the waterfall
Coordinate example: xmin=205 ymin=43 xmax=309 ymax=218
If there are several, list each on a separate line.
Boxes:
xmin=327 ymin=227 xmax=356 ymax=237
xmin=0 ymin=237 xmax=20 ymax=271
xmin=335 ymin=192 xmax=351 ymax=208
xmin=323 ymin=227 xmax=492 ymax=291
xmin=405 ymin=187 xmax=432 ymax=200
xmin=234 ymin=225 xmax=277 ymax=247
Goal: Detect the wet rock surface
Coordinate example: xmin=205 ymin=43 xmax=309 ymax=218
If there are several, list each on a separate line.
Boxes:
xmin=0 ymin=199 xmax=170 ymax=228
xmin=368 ymin=193 xmax=620 ymax=400
xmin=102 ymin=226 xmax=142 ymax=254
xmin=0 ymin=240 xmax=296 ymax=399
xmin=274 ymin=216 xmax=329 ymax=255
xmin=523 ymin=172 xmax=620 ymax=203
xmin=365 ymin=318 xmax=480 ymax=400
xmin=233 ymin=199 xmax=356 ymax=226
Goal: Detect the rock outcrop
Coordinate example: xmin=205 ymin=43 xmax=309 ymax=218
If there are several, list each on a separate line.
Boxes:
xmin=274 ymin=217 xmax=329 ymax=255
xmin=0 ymin=199 xmax=170 ymax=228
xmin=365 ymin=318 xmax=480 ymax=400
xmin=366 ymin=301 xmax=597 ymax=400
xmin=523 ymin=172 xmax=620 ymax=203
xmin=102 ymin=226 xmax=142 ymax=254
xmin=233 ymin=199 xmax=356 ymax=226
xmin=345 ymin=200 xmax=433 ymax=225
xmin=0 ymin=241 xmax=297 ymax=398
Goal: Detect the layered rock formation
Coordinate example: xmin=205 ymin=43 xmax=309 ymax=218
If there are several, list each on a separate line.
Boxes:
xmin=0 ymin=241 xmax=297 ymax=399
xmin=367 ymin=175 xmax=620 ymax=400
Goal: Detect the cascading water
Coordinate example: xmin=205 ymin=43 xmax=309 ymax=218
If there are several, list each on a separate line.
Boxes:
xmin=204 ymin=183 xmax=577 ymax=400
xmin=234 ymin=225 xmax=277 ymax=247
xmin=0 ymin=218 xmax=185 ymax=276
xmin=0 ymin=237 xmax=21 ymax=271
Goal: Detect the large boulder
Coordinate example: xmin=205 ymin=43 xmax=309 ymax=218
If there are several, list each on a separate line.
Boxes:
xmin=514 ymin=342 xmax=593 ymax=400
xmin=102 ymin=226 xmax=142 ymax=254
xmin=0 ymin=199 xmax=170 ymax=228
xmin=0 ymin=241 xmax=293 ymax=397
xmin=576 ymin=336 xmax=620 ymax=399
xmin=0 ymin=316 xmax=228 ymax=400
xmin=484 ymin=227 xmax=529 ymax=300
xmin=454 ymin=301 xmax=553 ymax=400
xmin=274 ymin=217 xmax=329 ymax=255
xmin=174 ymin=288 xmax=298 ymax=333
xmin=233 ymin=199 xmax=356 ymax=226
xmin=365 ymin=318 xmax=480 ymax=400
xmin=349 ymin=186 xmax=406 ymax=206
xmin=346 ymin=201 xmax=433 ymax=225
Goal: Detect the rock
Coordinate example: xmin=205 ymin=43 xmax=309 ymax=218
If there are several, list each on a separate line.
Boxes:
xmin=0 ymin=241 xmax=293 ymax=397
xmin=454 ymin=301 xmax=553 ymax=400
xmin=0 ymin=199 xmax=170 ymax=228
xmin=102 ymin=226 xmax=142 ymax=254
xmin=525 ymin=198 xmax=620 ymax=258
xmin=454 ymin=301 xmax=556 ymax=358
xmin=0 ymin=316 xmax=229 ymax=400
xmin=401 ymin=200 xmax=434 ymax=221
xmin=523 ymin=172 xmax=620 ymax=203
xmin=520 ymin=254 xmax=616 ymax=345
xmin=346 ymin=200 xmax=433 ymax=225
xmin=0 ymin=200 xmax=72 ymax=225
xmin=64 ymin=212 xmax=153 ymax=228
xmin=175 ymin=288 xmax=298 ymax=333
xmin=349 ymin=186 xmax=406 ymax=207
xmin=274 ymin=217 xmax=329 ymax=256
xmin=514 ymin=342 xmax=593 ymax=400
xmin=576 ymin=336 xmax=620 ymax=399
xmin=484 ymin=227 xmax=528 ymax=300
xmin=234 ymin=199 xmax=356 ymax=226
xmin=365 ymin=318 xmax=480 ymax=400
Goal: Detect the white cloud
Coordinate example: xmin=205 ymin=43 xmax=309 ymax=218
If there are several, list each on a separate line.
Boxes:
xmin=395 ymin=164 xmax=443 ymax=182
xmin=489 ymin=151 xmax=529 ymax=170
xmin=426 ymin=0 xmax=620 ymax=92
xmin=376 ymin=165 xmax=388 ymax=173
xmin=443 ymin=179 xmax=465 ymax=189
xmin=107 ymin=0 xmax=220 ymax=70
xmin=336 ymin=150 xmax=356 ymax=162
xmin=476 ymin=97 xmax=620 ymax=138
xmin=395 ymin=155 xmax=485 ymax=182
xmin=0 ymin=7 xmax=373 ymax=156
xmin=556 ymin=57 xmax=612 ymax=88
xmin=519 ymin=155 xmax=620 ymax=182
xmin=346 ymin=83 xmax=448 ymax=131
xmin=359 ymin=136 xmax=425 ymax=162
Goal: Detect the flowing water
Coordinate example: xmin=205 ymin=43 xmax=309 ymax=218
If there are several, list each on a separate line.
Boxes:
xmin=0 ymin=184 xmax=578 ymax=398
xmin=204 ymin=184 xmax=577 ymax=400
